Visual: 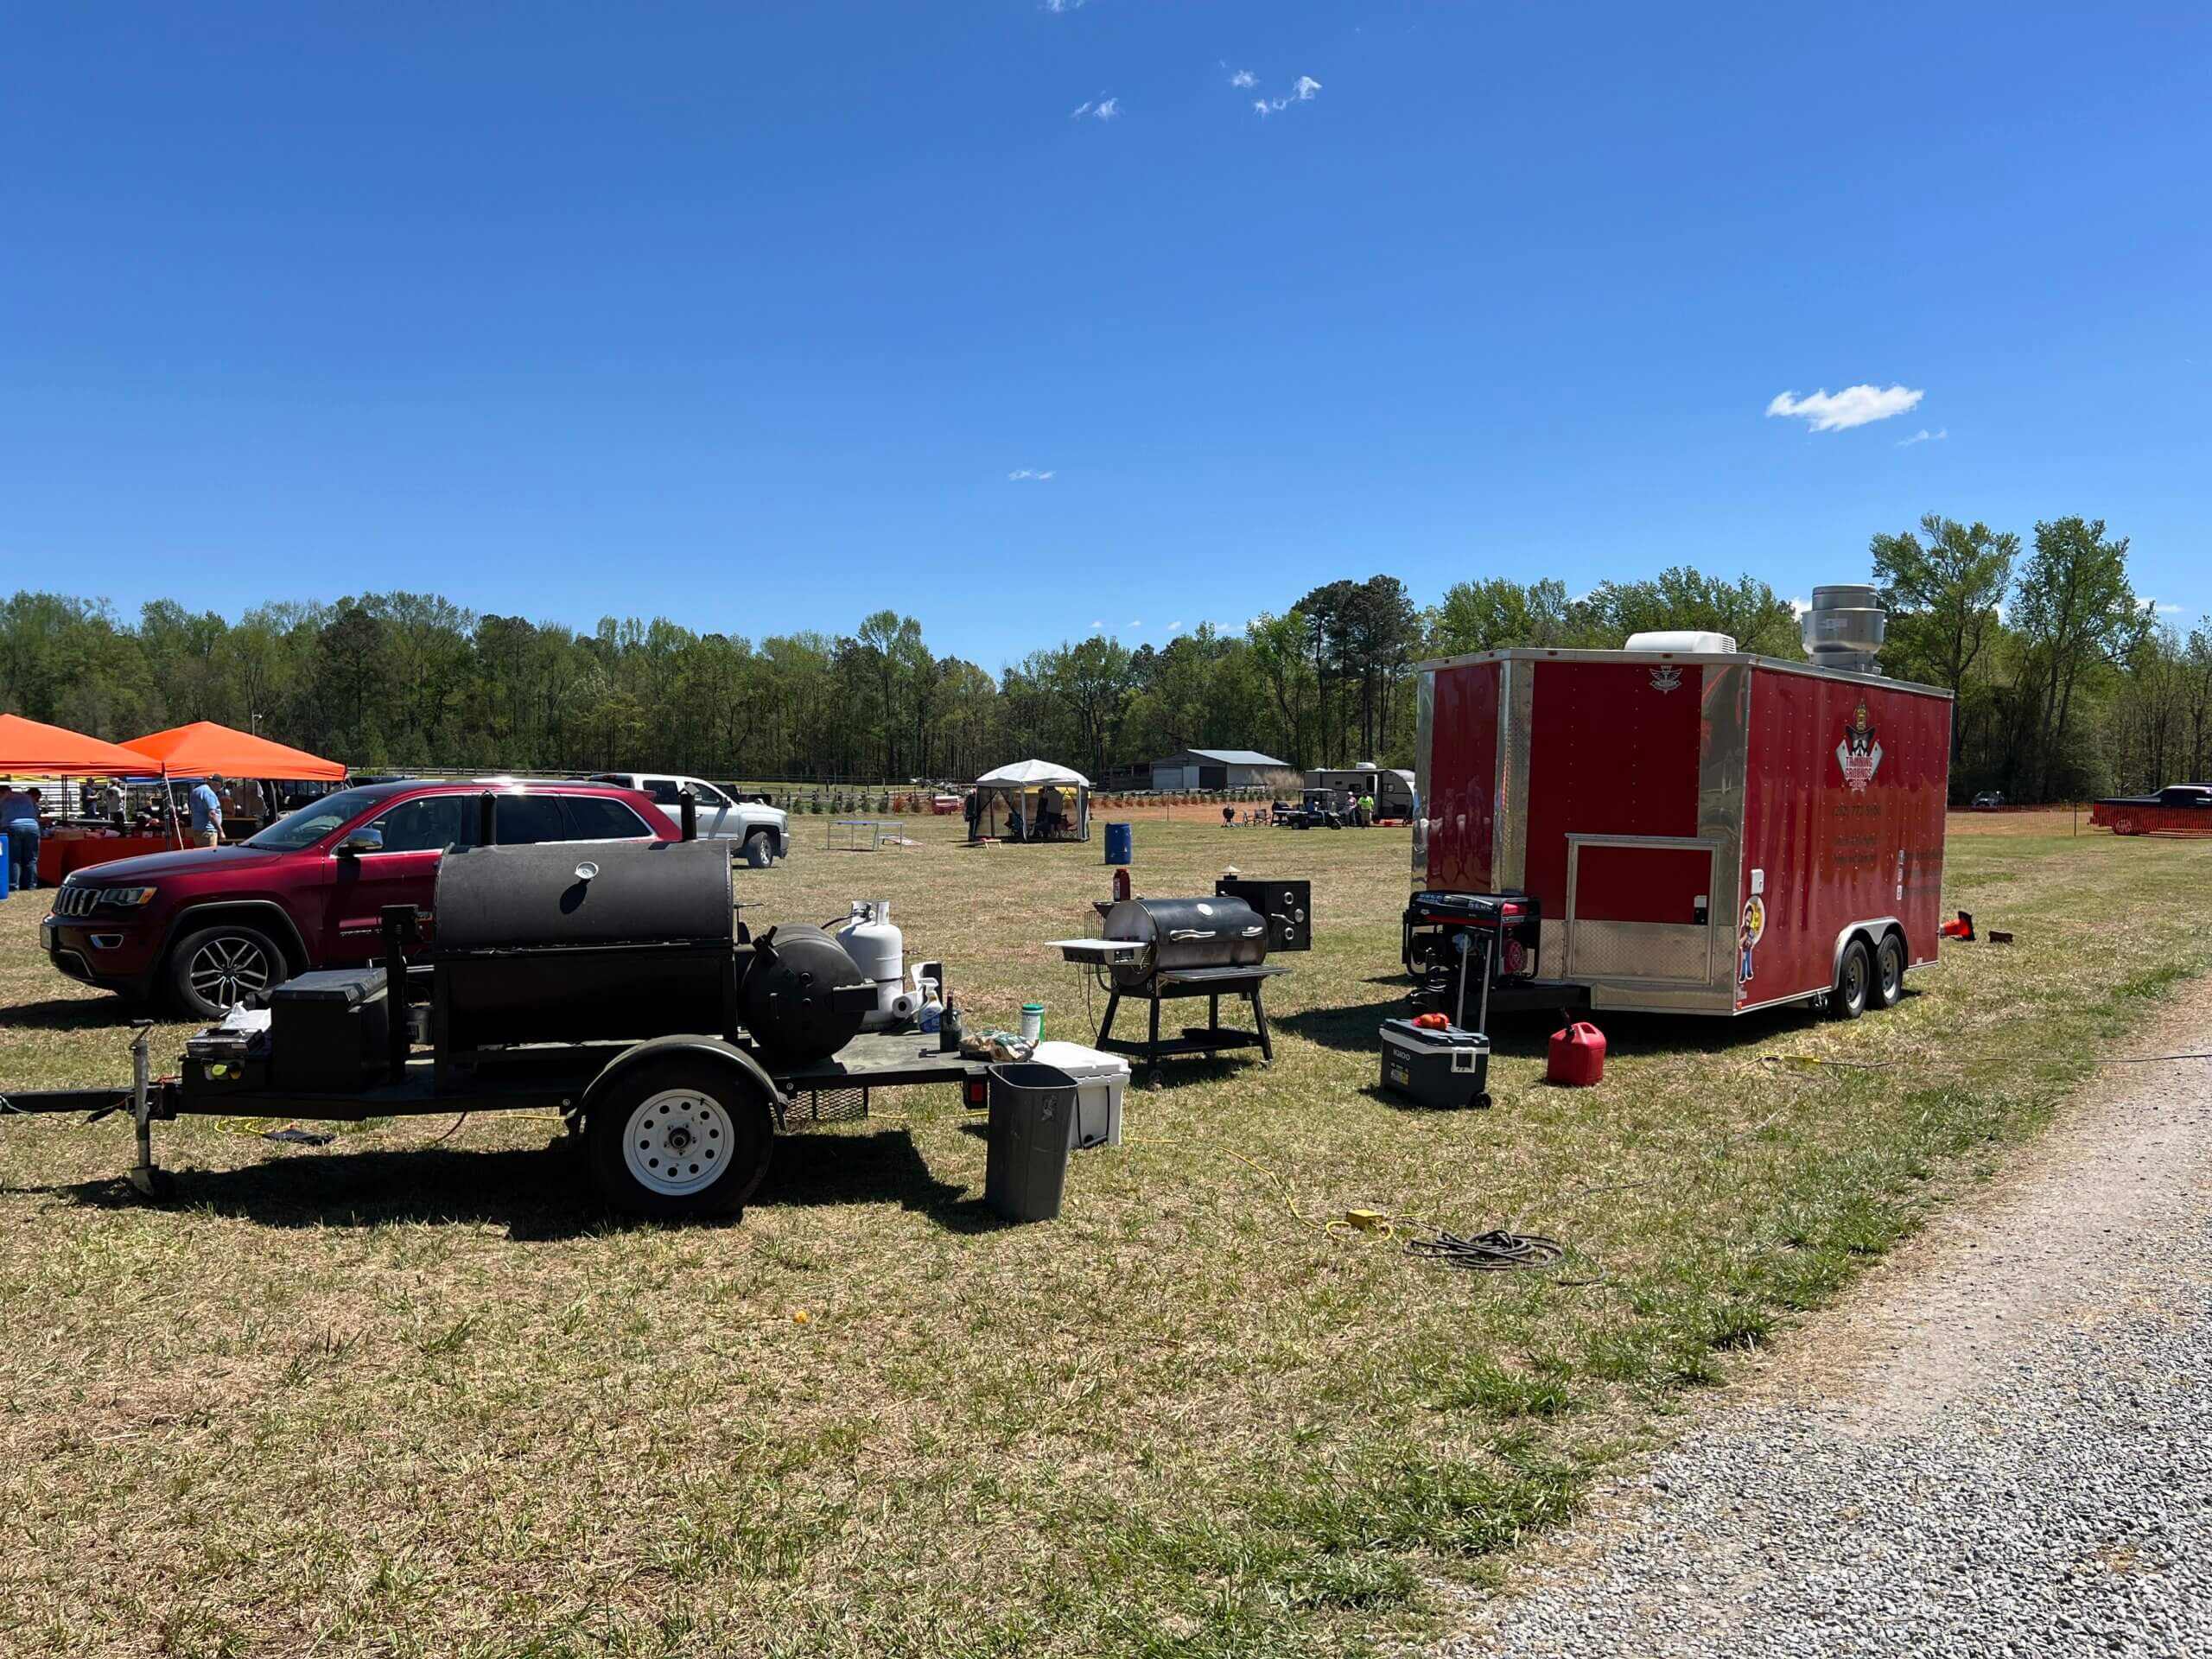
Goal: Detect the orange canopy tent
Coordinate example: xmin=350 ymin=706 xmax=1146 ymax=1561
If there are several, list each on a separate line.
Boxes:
xmin=124 ymin=721 xmax=346 ymax=782
xmin=0 ymin=713 xmax=161 ymax=775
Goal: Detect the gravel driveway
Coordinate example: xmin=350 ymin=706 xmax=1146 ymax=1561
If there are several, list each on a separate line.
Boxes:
xmin=1445 ymin=994 xmax=2212 ymax=1658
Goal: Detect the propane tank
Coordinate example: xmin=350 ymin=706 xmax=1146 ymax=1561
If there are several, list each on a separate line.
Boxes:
xmin=838 ymin=899 xmax=914 ymax=1018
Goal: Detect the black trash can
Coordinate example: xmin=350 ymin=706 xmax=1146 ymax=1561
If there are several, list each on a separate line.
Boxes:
xmin=985 ymin=1063 xmax=1077 ymax=1223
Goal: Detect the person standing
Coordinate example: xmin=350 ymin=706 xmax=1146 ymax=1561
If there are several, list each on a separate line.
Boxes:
xmin=1359 ymin=790 xmax=1376 ymax=827
xmin=189 ymin=773 xmax=226 ymax=848
xmin=2 ymin=784 xmax=45 ymax=888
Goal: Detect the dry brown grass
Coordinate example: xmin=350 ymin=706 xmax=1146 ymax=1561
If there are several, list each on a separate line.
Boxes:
xmin=3 ymin=817 xmax=2210 ymax=1657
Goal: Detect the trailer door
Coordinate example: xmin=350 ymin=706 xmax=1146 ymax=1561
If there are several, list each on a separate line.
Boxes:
xmin=1564 ymin=835 xmax=1722 ymax=987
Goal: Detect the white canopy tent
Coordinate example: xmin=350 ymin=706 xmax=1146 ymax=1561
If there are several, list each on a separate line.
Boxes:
xmin=969 ymin=760 xmax=1091 ymax=842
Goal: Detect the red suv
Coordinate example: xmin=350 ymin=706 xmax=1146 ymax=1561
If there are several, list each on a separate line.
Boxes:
xmin=43 ymin=779 xmax=678 ymax=1018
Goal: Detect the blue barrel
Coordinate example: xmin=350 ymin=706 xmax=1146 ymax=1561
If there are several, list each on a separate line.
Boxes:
xmin=0 ymin=834 xmax=10 ymax=900
xmin=1103 ymin=821 xmax=1133 ymax=866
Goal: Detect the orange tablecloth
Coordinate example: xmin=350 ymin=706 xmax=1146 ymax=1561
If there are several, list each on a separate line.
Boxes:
xmin=36 ymin=834 xmax=186 ymax=885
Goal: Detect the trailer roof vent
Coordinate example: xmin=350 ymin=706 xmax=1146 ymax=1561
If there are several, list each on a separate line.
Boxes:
xmin=1624 ymin=629 xmax=1737 ymax=654
xmin=1801 ymin=584 xmax=1886 ymax=676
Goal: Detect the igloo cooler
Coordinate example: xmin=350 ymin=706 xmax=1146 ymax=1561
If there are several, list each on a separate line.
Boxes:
xmin=1379 ymin=1018 xmax=1491 ymax=1109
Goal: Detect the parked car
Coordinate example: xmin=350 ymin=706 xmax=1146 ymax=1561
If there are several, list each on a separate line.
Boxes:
xmin=42 ymin=779 xmax=677 ymax=1018
xmin=1971 ymin=791 xmax=2005 ymax=809
xmin=582 ymin=773 xmax=788 ymax=861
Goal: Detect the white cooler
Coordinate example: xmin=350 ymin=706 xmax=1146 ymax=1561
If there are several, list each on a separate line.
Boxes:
xmin=1030 ymin=1040 xmax=1128 ymax=1148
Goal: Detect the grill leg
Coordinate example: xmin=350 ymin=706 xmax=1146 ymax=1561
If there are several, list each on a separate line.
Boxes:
xmin=1208 ymin=992 xmax=1219 ymax=1038
xmin=1248 ymin=982 xmax=1274 ymax=1065
xmin=1097 ymin=991 xmax=1121 ymax=1048
xmin=1147 ymin=995 xmax=1162 ymax=1089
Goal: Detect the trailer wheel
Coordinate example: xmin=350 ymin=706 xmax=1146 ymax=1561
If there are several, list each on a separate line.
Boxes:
xmin=584 ymin=1058 xmax=774 ymax=1221
xmin=1873 ymin=931 xmax=1906 ymax=1009
xmin=1829 ymin=938 xmax=1872 ymax=1021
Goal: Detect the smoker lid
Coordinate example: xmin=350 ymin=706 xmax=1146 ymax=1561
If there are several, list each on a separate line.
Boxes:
xmin=435 ymin=837 xmax=734 ymax=954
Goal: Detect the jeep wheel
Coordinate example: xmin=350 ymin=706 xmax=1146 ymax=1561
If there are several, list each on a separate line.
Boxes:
xmin=168 ymin=922 xmax=286 ymax=1018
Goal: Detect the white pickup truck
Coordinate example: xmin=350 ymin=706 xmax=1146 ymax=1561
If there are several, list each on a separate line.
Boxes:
xmin=583 ymin=773 xmax=788 ymax=861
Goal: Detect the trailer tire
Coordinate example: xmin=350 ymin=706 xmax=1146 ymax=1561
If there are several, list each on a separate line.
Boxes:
xmin=1830 ymin=938 xmax=1872 ymax=1021
xmin=584 ymin=1057 xmax=774 ymax=1221
xmin=1873 ymin=931 xmax=1907 ymax=1009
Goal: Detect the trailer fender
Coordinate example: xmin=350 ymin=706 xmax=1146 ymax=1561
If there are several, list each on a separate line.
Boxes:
xmin=577 ymin=1036 xmax=785 ymax=1128
xmin=1829 ymin=918 xmax=1904 ymax=988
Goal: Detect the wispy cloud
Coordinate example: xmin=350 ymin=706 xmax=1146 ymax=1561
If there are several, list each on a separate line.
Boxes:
xmin=1007 ymin=468 xmax=1056 ymax=481
xmin=1895 ymin=427 xmax=1948 ymax=448
xmin=1765 ymin=384 xmax=1924 ymax=432
xmin=1128 ymin=619 xmax=1142 ymax=628
xmin=1071 ymin=95 xmax=1119 ymax=121
xmin=1253 ymin=74 xmax=1322 ymax=116
xmin=1229 ymin=67 xmax=1255 ymax=87
xmin=1089 ymin=619 xmax=1104 ymax=631
xmin=1043 ymin=0 xmax=1088 ymax=12
xmin=1166 ymin=620 xmax=1185 ymax=632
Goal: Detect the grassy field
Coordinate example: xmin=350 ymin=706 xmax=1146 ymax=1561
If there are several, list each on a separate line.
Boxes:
xmin=3 ymin=813 xmax=2210 ymax=1657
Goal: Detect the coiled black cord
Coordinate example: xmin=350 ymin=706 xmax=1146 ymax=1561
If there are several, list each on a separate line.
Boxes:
xmin=1401 ymin=1226 xmax=1566 ymax=1272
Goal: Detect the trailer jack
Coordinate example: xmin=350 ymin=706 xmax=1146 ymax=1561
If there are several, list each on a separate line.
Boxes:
xmin=123 ymin=1022 xmax=174 ymax=1201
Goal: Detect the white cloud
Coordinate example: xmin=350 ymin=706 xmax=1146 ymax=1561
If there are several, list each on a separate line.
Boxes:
xmin=1007 ymin=468 xmax=1056 ymax=481
xmin=1071 ymin=95 xmax=1119 ymax=121
xmin=1166 ymin=620 xmax=1185 ymax=631
xmin=1230 ymin=68 xmax=1255 ymax=87
xmin=1765 ymin=384 xmax=1924 ymax=432
xmin=1089 ymin=619 xmax=1104 ymax=630
xmin=1128 ymin=619 xmax=1142 ymax=628
xmin=1896 ymin=427 xmax=1948 ymax=447
xmin=1254 ymin=74 xmax=1321 ymax=115
xmin=1044 ymin=0 xmax=1087 ymax=12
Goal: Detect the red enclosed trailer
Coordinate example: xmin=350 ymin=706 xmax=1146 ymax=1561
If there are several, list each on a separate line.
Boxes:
xmin=1408 ymin=645 xmax=1952 ymax=1020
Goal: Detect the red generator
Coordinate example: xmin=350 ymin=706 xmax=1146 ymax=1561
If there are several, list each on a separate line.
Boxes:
xmin=1407 ymin=631 xmax=1952 ymax=1020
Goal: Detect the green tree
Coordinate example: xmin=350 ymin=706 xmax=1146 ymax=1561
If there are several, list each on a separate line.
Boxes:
xmin=2010 ymin=517 xmax=2142 ymax=797
xmin=1869 ymin=513 xmax=2018 ymax=768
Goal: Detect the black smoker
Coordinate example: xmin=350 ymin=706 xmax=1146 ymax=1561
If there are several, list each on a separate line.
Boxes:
xmin=1088 ymin=893 xmax=1289 ymax=1087
xmin=430 ymin=838 xmax=877 ymax=1065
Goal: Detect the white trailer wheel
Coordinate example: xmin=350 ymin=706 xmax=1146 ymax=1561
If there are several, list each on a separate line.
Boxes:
xmin=584 ymin=1057 xmax=774 ymax=1220
xmin=622 ymin=1089 xmax=735 ymax=1198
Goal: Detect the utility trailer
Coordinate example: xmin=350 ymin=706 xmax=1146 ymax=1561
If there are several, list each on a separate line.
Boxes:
xmin=3 ymin=838 xmax=988 ymax=1219
xmin=1405 ymin=641 xmax=1952 ymax=1021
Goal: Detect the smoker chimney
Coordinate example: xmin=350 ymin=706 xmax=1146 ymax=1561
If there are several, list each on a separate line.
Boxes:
xmin=1802 ymin=585 xmax=1886 ymax=675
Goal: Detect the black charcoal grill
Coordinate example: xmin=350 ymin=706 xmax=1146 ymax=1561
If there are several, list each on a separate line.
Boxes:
xmin=1053 ymin=893 xmax=1290 ymax=1086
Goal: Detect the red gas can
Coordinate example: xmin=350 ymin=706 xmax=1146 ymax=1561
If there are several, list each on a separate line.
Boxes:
xmin=1547 ymin=1021 xmax=1606 ymax=1086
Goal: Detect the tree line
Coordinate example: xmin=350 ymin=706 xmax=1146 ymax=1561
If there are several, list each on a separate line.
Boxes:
xmin=2 ymin=518 xmax=2201 ymax=800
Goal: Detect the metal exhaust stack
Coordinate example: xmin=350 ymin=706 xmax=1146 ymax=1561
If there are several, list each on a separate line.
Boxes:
xmin=1802 ymin=584 xmax=1887 ymax=676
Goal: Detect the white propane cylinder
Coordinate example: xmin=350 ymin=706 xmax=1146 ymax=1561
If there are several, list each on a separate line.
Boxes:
xmin=838 ymin=900 xmax=910 ymax=1015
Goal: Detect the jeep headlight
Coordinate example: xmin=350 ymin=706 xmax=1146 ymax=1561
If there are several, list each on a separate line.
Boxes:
xmin=99 ymin=886 xmax=160 ymax=908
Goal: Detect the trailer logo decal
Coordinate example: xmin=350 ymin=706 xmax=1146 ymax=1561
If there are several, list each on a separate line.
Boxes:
xmin=1649 ymin=664 xmax=1683 ymax=694
xmin=1835 ymin=700 xmax=1883 ymax=793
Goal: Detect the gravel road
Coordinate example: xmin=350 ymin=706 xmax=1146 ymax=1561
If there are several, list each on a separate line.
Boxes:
xmin=1445 ymin=995 xmax=2212 ymax=1659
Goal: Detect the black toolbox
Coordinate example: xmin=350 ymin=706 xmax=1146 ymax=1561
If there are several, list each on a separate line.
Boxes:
xmin=270 ymin=968 xmax=391 ymax=1092
xmin=1379 ymin=1018 xmax=1491 ymax=1109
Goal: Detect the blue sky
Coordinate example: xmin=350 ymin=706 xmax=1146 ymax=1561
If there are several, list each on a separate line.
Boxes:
xmin=3 ymin=3 xmax=2206 ymax=666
